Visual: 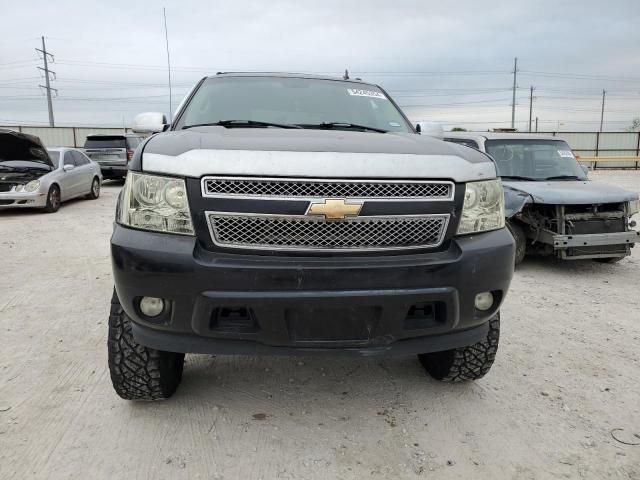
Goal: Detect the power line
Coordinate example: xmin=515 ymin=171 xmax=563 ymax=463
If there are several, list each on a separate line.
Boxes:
xmin=600 ymin=89 xmax=606 ymax=132
xmin=520 ymin=70 xmax=640 ymax=82
xmin=163 ymin=7 xmax=173 ymax=122
xmin=511 ymin=57 xmax=518 ymax=128
xmin=528 ymin=86 xmax=535 ymax=132
xmin=35 ymin=36 xmax=56 ymax=127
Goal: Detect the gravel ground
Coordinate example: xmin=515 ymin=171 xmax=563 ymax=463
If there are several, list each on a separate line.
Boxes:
xmin=1 ymin=171 xmax=639 ymax=479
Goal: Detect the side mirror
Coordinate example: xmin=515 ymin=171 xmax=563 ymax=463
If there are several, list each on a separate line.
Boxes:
xmin=132 ymin=112 xmax=168 ymax=134
xmin=64 ymin=164 xmax=75 ymax=172
xmin=416 ymin=121 xmax=444 ymax=138
xmin=415 ymin=123 xmax=422 ymax=133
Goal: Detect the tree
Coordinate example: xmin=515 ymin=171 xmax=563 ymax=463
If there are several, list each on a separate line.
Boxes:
xmin=451 ymin=127 xmax=467 ymax=132
xmin=626 ymin=118 xmax=640 ymax=132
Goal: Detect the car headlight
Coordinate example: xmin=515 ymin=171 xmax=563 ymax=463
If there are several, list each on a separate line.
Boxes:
xmin=14 ymin=184 xmax=24 ymax=192
xmin=457 ymin=179 xmax=505 ymax=235
xmin=628 ymin=199 xmax=640 ymax=215
xmin=24 ymin=180 xmax=40 ymax=193
xmin=118 ymin=172 xmax=194 ymax=235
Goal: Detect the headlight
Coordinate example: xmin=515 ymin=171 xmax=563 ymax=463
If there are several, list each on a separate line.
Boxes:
xmin=24 ymin=180 xmax=40 ymax=193
xmin=629 ymin=199 xmax=640 ymax=215
xmin=15 ymin=184 xmax=24 ymax=192
xmin=457 ymin=179 xmax=505 ymax=235
xmin=119 ymin=172 xmax=194 ymax=235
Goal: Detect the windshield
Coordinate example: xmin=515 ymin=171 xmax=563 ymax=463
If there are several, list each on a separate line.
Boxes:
xmin=485 ymin=139 xmax=587 ymax=181
xmin=47 ymin=151 xmax=60 ymax=168
xmin=175 ymin=76 xmax=413 ymax=133
xmin=84 ymin=137 xmax=126 ymax=149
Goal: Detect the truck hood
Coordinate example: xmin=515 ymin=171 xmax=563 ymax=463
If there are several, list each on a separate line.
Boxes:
xmin=503 ymin=179 xmax=638 ymax=205
xmin=140 ymin=127 xmax=496 ymax=183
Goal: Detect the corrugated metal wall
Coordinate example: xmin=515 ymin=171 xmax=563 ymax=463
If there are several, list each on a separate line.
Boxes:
xmin=1 ymin=126 xmax=132 ymax=148
xmin=539 ymin=131 xmax=640 ymax=168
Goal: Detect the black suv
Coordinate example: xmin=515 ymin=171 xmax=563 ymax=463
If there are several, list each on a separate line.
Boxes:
xmin=108 ymin=73 xmax=514 ymax=400
xmin=83 ymin=134 xmax=143 ymax=180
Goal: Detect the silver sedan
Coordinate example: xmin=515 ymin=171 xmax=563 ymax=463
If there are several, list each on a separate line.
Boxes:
xmin=0 ymin=147 xmax=103 ymax=213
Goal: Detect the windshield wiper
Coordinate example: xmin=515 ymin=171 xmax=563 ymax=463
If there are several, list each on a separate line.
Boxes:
xmin=297 ymin=122 xmax=388 ymax=133
xmin=182 ymin=120 xmax=302 ymax=130
xmin=500 ymin=175 xmax=538 ymax=181
xmin=543 ymin=175 xmax=582 ymax=181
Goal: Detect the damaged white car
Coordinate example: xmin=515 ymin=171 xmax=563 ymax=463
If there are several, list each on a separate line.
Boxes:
xmin=443 ymin=132 xmax=639 ymax=264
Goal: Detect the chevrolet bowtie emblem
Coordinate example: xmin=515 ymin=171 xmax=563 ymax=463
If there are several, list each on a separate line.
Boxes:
xmin=306 ymin=198 xmax=363 ymax=220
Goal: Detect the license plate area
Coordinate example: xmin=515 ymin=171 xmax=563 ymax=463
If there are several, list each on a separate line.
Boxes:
xmin=286 ymin=306 xmax=381 ymax=344
xmin=192 ymin=288 xmax=458 ymax=347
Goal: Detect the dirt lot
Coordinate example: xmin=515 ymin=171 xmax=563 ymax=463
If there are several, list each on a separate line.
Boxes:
xmin=1 ymin=171 xmax=639 ymax=479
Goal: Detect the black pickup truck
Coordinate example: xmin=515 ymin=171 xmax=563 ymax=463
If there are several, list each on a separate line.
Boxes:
xmin=108 ymin=73 xmax=514 ymax=400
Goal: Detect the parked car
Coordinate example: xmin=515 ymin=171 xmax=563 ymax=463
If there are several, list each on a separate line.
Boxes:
xmin=0 ymin=129 xmax=102 ymax=213
xmin=107 ymin=73 xmax=515 ymax=400
xmin=442 ymin=132 xmax=640 ymax=263
xmin=83 ymin=134 xmax=143 ymax=180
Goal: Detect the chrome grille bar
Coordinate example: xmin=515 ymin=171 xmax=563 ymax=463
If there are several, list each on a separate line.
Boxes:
xmin=201 ymin=176 xmax=454 ymax=200
xmin=207 ymin=213 xmax=449 ymax=252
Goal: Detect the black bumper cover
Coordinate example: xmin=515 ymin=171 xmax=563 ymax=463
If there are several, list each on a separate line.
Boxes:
xmin=111 ymin=226 xmax=514 ymax=356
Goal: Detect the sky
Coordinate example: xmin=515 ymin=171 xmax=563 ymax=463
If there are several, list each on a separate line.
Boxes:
xmin=1 ymin=0 xmax=639 ymax=132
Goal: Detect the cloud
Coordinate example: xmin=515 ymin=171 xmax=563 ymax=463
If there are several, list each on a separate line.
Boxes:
xmin=1 ymin=0 xmax=638 ymax=130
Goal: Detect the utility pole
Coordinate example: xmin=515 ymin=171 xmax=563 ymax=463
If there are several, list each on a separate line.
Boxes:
xmin=511 ymin=57 xmax=518 ymax=129
xmin=163 ymin=8 xmax=173 ymax=123
xmin=36 ymin=36 xmax=57 ymax=127
xmin=599 ymin=89 xmax=606 ymax=132
xmin=535 ymin=117 xmax=538 ymax=132
xmin=528 ymin=86 xmax=535 ymax=132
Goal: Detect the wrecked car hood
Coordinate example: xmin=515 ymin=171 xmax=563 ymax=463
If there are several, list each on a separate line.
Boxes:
xmin=0 ymin=128 xmax=54 ymax=170
xmin=503 ymin=179 xmax=638 ymax=205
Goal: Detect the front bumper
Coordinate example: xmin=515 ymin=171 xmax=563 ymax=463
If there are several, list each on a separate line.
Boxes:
xmin=0 ymin=191 xmax=47 ymax=208
xmin=111 ymin=225 xmax=515 ymax=356
xmin=539 ymin=229 xmax=639 ymax=259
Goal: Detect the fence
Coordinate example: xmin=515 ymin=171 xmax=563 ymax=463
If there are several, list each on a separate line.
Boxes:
xmin=539 ymin=131 xmax=640 ymax=169
xmin=0 ymin=126 xmax=134 ymax=148
xmin=2 ymin=125 xmax=640 ymax=167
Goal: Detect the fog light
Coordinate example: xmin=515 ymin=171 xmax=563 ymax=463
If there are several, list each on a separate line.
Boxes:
xmin=140 ymin=297 xmax=164 ymax=317
xmin=474 ymin=292 xmax=494 ymax=311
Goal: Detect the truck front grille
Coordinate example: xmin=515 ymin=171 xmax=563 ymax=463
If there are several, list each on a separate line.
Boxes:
xmin=202 ymin=176 xmax=453 ymax=200
xmin=207 ymin=213 xmax=449 ymax=251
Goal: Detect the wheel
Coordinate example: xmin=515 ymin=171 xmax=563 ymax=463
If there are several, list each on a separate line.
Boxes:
xmin=594 ymin=257 xmax=624 ymax=264
xmin=108 ymin=289 xmax=185 ymax=400
xmin=87 ymin=177 xmax=101 ymax=200
xmin=43 ymin=184 xmax=60 ymax=213
xmin=418 ymin=313 xmax=500 ymax=382
xmin=507 ymin=221 xmax=526 ymax=265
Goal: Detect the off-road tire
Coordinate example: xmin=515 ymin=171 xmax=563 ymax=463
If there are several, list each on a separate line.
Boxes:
xmin=108 ymin=290 xmax=185 ymax=400
xmin=507 ymin=221 xmax=526 ymax=265
xmin=43 ymin=184 xmax=60 ymax=213
xmin=418 ymin=313 xmax=500 ymax=382
xmin=87 ymin=177 xmax=101 ymax=200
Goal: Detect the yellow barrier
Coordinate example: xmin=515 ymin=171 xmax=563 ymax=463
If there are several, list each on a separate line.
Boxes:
xmin=577 ymin=156 xmax=640 ymax=169
xmin=578 ymin=156 xmax=640 ymax=162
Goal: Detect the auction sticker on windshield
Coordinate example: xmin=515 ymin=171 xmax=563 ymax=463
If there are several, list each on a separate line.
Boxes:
xmin=347 ymin=88 xmax=387 ymax=99
xmin=558 ymin=150 xmax=575 ymax=158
